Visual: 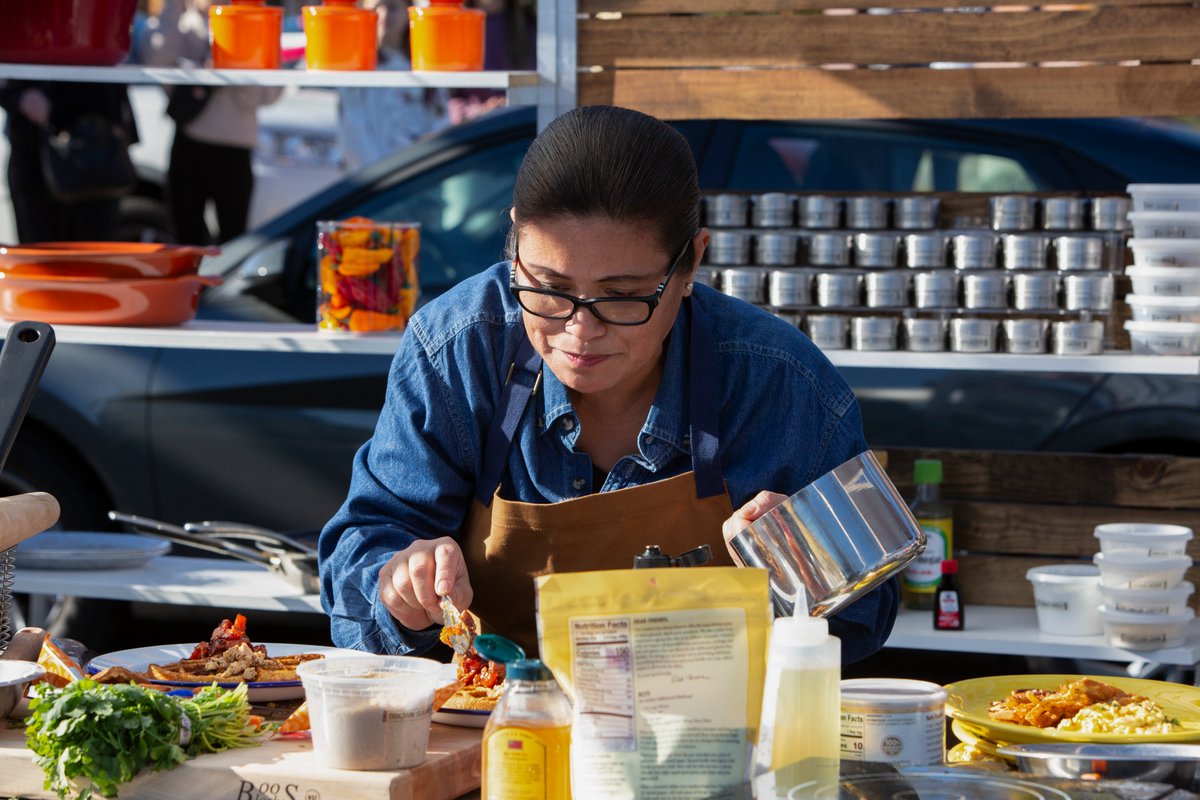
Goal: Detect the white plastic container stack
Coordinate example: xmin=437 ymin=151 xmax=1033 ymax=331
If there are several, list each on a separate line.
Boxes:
xmin=1124 ymin=185 xmax=1200 ymax=354
xmin=1091 ymin=522 xmax=1196 ymax=649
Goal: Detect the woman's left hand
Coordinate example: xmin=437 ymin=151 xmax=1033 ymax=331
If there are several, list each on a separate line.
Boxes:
xmin=721 ymin=490 xmax=788 ymax=564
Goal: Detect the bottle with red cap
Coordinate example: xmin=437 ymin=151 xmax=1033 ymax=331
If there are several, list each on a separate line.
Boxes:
xmin=934 ymin=559 xmax=964 ymax=631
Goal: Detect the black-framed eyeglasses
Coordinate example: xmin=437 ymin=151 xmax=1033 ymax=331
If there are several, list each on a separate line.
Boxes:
xmin=509 ymin=240 xmax=689 ymax=326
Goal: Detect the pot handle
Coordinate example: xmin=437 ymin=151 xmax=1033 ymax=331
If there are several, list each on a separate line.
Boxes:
xmin=0 ymin=321 xmax=55 ymax=472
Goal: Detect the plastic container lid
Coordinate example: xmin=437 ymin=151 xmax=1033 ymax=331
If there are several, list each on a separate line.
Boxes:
xmin=914 ymin=458 xmax=943 ymax=484
xmin=1092 ymin=552 xmax=1194 ymax=571
xmin=1124 ymin=320 xmax=1200 ymax=336
xmin=1025 ymin=564 xmax=1100 ymax=584
xmin=840 ymin=678 xmax=947 ymax=710
xmin=1126 ymin=294 xmax=1200 ymax=310
xmin=1094 ymin=522 xmax=1194 ymax=545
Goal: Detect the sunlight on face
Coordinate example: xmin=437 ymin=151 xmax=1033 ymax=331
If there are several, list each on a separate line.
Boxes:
xmin=514 ymin=217 xmax=692 ymax=401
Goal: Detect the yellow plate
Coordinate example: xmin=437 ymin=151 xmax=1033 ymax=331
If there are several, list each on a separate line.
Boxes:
xmin=944 ymin=674 xmax=1200 ymax=745
xmin=948 ymin=719 xmax=1015 ymax=763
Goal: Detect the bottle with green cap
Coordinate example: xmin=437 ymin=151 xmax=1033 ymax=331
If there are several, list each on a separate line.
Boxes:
xmin=902 ymin=458 xmax=953 ymax=611
xmin=481 ymin=657 xmax=572 ymax=800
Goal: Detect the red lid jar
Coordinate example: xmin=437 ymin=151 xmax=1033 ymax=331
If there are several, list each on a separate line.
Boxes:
xmin=408 ymin=0 xmax=485 ymax=72
xmin=302 ymin=0 xmax=378 ymax=71
xmin=209 ymin=0 xmax=284 ymax=70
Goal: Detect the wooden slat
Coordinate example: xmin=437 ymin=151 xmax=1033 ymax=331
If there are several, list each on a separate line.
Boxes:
xmin=578 ymin=63 xmax=1200 ymax=120
xmin=951 ymin=501 xmax=1200 ymax=557
xmin=579 ymin=8 xmax=1200 ymax=68
xmin=958 ymin=554 xmax=1200 ymax=609
xmin=581 ymin=0 xmax=1198 ymax=13
xmin=881 ymin=449 xmax=1200 ymax=509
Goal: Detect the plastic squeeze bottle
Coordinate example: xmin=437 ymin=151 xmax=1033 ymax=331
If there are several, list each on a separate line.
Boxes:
xmin=901 ymin=458 xmax=953 ymax=611
xmin=481 ymin=658 xmax=572 ymax=800
xmin=754 ymin=587 xmax=841 ymax=786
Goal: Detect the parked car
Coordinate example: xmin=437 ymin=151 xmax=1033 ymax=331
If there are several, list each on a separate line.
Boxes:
xmin=7 ymin=107 xmax=1200 ymax=539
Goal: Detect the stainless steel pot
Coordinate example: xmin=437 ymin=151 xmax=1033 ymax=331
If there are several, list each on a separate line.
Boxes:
xmin=997 ymin=743 xmax=1200 ymax=790
xmin=726 ymin=451 xmax=925 ymax=618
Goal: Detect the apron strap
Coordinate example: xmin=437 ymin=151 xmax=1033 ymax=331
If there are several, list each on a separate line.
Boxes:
xmin=475 ymin=298 xmax=725 ymax=505
xmin=475 ymin=334 xmax=541 ymax=506
xmin=686 ymin=299 xmax=725 ymax=499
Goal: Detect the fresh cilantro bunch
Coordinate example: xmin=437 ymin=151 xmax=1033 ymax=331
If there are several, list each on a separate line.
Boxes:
xmin=24 ymin=679 xmax=267 ymax=800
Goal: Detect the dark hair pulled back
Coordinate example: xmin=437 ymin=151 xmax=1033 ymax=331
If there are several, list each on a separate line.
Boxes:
xmin=508 ymin=105 xmax=700 ymax=265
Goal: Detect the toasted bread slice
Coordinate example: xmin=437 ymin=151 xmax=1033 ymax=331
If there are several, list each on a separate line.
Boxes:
xmin=440 ymin=684 xmax=503 ymax=712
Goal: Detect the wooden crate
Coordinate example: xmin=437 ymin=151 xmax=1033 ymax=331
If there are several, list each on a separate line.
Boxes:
xmin=577 ymin=0 xmax=1200 ymax=119
xmin=881 ymin=447 xmax=1200 ymax=609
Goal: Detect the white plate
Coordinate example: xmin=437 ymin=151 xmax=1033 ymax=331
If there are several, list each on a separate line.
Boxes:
xmin=87 ymin=643 xmax=361 ymax=702
xmin=433 ymin=707 xmax=491 ymax=728
xmin=16 ymin=532 xmax=170 ymax=570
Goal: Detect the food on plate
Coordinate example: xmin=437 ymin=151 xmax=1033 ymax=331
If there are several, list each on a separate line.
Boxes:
xmin=277 ymin=700 xmax=311 ymax=735
xmin=26 ymin=679 xmax=268 ymax=800
xmin=149 ymin=641 xmax=324 ymax=683
xmin=131 ymin=613 xmax=325 ymax=684
xmin=437 ymin=607 xmax=506 ymax=712
xmin=988 ymin=677 xmax=1178 ymax=733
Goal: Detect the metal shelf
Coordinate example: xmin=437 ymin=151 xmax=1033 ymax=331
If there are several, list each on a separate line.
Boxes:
xmin=824 ymin=349 xmax=1200 ymax=376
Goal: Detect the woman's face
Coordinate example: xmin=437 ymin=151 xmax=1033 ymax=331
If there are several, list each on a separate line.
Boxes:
xmin=514 ymin=216 xmax=703 ymax=401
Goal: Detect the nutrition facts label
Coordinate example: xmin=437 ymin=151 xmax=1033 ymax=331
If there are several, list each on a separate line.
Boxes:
xmin=571 ymin=618 xmax=637 ymax=750
xmin=839 ymin=708 xmax=943 ymax=767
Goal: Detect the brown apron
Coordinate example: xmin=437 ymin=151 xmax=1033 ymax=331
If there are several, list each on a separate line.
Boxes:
xmin=462 ymin=299 xmax=735 ymax=656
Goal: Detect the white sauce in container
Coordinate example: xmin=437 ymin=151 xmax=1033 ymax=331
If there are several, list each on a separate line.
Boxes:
xmin=840 ymin=678 xmax=947 ymax=767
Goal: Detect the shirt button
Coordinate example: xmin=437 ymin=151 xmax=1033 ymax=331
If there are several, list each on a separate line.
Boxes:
xmin=572 ymin=477 xmax=586 ymax=491
xmin=562 ymin=418 xmax=576 ymax=431
xmin=537 ymin=415 xmax=545 ymax=430
xmin=682 ymin=434 xmax=691 ymax=448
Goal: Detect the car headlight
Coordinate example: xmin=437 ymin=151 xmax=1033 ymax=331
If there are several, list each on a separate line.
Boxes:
xmin=256 ymin=129 xmax=343 ymax=170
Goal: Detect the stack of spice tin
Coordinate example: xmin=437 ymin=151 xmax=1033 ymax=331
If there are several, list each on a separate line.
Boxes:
xmin=700 ymin=192 xmax=1128 ymax=354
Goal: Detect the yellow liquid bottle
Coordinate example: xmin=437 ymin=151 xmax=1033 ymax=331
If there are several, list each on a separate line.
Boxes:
xmin=482 ymin=658 xmax=572 ymax=800
xmin=902 ymin=458 xmax=953 ymax=611
xmin=755 ymin=600 xmax=841 ymax=791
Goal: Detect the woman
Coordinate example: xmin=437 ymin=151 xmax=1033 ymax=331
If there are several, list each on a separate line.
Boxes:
xmin=319 ymin=105 xmax=898 ymax=662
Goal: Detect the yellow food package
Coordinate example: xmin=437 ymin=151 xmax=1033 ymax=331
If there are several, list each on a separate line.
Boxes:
xmin=33 ymin=638 xmax=86 ymax=688
xmin=536 ymin=567 xmax=772 ymax=800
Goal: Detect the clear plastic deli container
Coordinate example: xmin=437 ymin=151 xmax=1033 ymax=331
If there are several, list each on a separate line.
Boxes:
xmin=1127 ymin=184 xmax=1200 ymax=213
xmin=1092 ymin=551 xmax=1193 ymax=590
xmin=1097 ymin=605 xmax=1194 ymax=650
xmin=1123 ymin=320 xmax=1200 ymax=356
xmin=1094 ymin=522 xmax=1194 ymax=557
xmin=1098 ymin=581 xmax=1194 ymax=616
xmin=1125 ymin=266 xmax=1200 ymax=297
xmin=1125 ymin=294 xmax=1200 ymax=324
xmin=1127 ymin=211 xmax=1200 ymax=239
xmin=1025 ymin=564 xmax=1103 ymax=636
xmin=1129 ymin=238 xmax=1200 ymax=269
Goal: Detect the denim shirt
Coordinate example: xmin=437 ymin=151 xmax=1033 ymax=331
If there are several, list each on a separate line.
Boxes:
xmin=319 ymin=262 xmax=898 ymax=661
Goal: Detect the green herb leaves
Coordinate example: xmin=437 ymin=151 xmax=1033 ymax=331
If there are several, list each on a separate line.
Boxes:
xmin=24 ymin=680 xmax=267 ymax=799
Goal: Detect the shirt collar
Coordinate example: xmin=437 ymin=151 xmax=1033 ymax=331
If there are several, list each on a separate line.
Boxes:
xmin=536 ymin=304 xmax=692 ymax=467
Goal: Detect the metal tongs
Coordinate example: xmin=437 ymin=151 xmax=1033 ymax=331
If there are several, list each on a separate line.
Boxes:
xmin=108 ymin=511 xmax=320 ymax=593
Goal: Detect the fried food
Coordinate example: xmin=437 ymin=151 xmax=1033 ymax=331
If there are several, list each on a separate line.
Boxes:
xmin=437 ymin=608 xmax=506 ymax=712
xmin=149 ymin=641 xmax=324 ymax=683
xmin=988 ymin=678 xmax=1149 ymax=728
xmin=190 ymin=613 xmax=263 ymax=660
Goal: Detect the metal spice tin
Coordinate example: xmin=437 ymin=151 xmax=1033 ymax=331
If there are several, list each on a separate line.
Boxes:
xmin=768 ymin=269 xmax=812 ymax=308
xmin=850 ymin=316 xmax=899 ymax=351
xmin=894 ymin=196 xmax=939 ymax=230
xmin=800 ymin=195 xmax=842 ymax=229
xmin=840 ymin=679 xmax=948 ymax=767
xmin=808 ymin=232 xmax=851 ymax=267
xmin=847 ymin=196 xmax=889 ymax=230
xmin=706 ymin=194 xmax=749 ymax=228
xmin=903 ymin=317 xmax=947 ymax=351
xmin=805 ymin=314 xmax=850 ymax=349
xmin=752 ymin=192 xmax=795 ymax=228
xmin=815 ymin=272 xmax=861 ymax=308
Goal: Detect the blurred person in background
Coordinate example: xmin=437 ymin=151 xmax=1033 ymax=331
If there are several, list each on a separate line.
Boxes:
xmin=337 ymin=0 xmax=451 ymax=172
xmin=136 ymin=0 xmax=282 ymax=245
xmin=447 ymin=0 xmax=534 ymax=124
xmin=0 ymin=81 xmax=138 ymax=242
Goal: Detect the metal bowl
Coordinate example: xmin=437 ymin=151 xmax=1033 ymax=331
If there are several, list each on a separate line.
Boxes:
xmin=727 ymin=451 xmax=925 ymax=618
xmin=997 ymin=743 xmax=1200 ymax=790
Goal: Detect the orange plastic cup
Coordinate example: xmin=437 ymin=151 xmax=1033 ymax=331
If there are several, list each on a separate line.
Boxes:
xmin=209 ymin=0 xmax=283 ymax=70
xmin=302 ymin=0 xmax=378 ymax=71
xmin=407 ymin=1 xmax=485 ymax=72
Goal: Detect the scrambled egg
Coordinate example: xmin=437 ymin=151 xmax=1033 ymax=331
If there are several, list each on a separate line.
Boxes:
xmin=1056 ymin=699 xmax=1178 ymax=735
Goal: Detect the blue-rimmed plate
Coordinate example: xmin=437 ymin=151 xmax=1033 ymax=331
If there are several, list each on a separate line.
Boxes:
xmin=86 ymin=642 xmax=361 ymax=702
xmin=433 ymin=707 xmax=491 ymax=728
xmin=16 ymin=532 xmax=170 ymax=570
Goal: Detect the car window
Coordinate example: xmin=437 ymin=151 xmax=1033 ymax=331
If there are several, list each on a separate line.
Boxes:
xmin=727 ymin=125 xmax=1045 ymax=192
xmin=301 ymin=138 xmax=531 ymax=305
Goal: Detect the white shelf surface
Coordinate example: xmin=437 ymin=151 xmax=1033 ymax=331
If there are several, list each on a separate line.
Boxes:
xmin=886 ymin=604 xmax=1200 ymax=669
xmin=0 ymin=319 xmax=402 ymax=355
xmin=5 ymin=319 xmax=1198 ymax=372
xmin=0 ymin=62 xmax=538 ymax=90
xmin=13 ymin=555 xmax=323 ymax=614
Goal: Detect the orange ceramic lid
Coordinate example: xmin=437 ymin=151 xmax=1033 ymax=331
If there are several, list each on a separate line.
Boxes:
xmin=0 ymin=242 xmax=219 ymax=279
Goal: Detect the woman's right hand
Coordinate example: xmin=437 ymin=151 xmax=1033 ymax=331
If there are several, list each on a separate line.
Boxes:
xmin=378 ymin=536 xmax=473 ymax=631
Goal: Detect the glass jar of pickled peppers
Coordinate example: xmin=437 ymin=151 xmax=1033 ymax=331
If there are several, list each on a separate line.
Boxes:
xmin=317 ymin=218 xmax=420 ymax=333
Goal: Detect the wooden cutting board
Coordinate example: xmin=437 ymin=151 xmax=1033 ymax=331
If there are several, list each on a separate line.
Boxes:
xmin=0 ymin=719 xmax=481 ymax=800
